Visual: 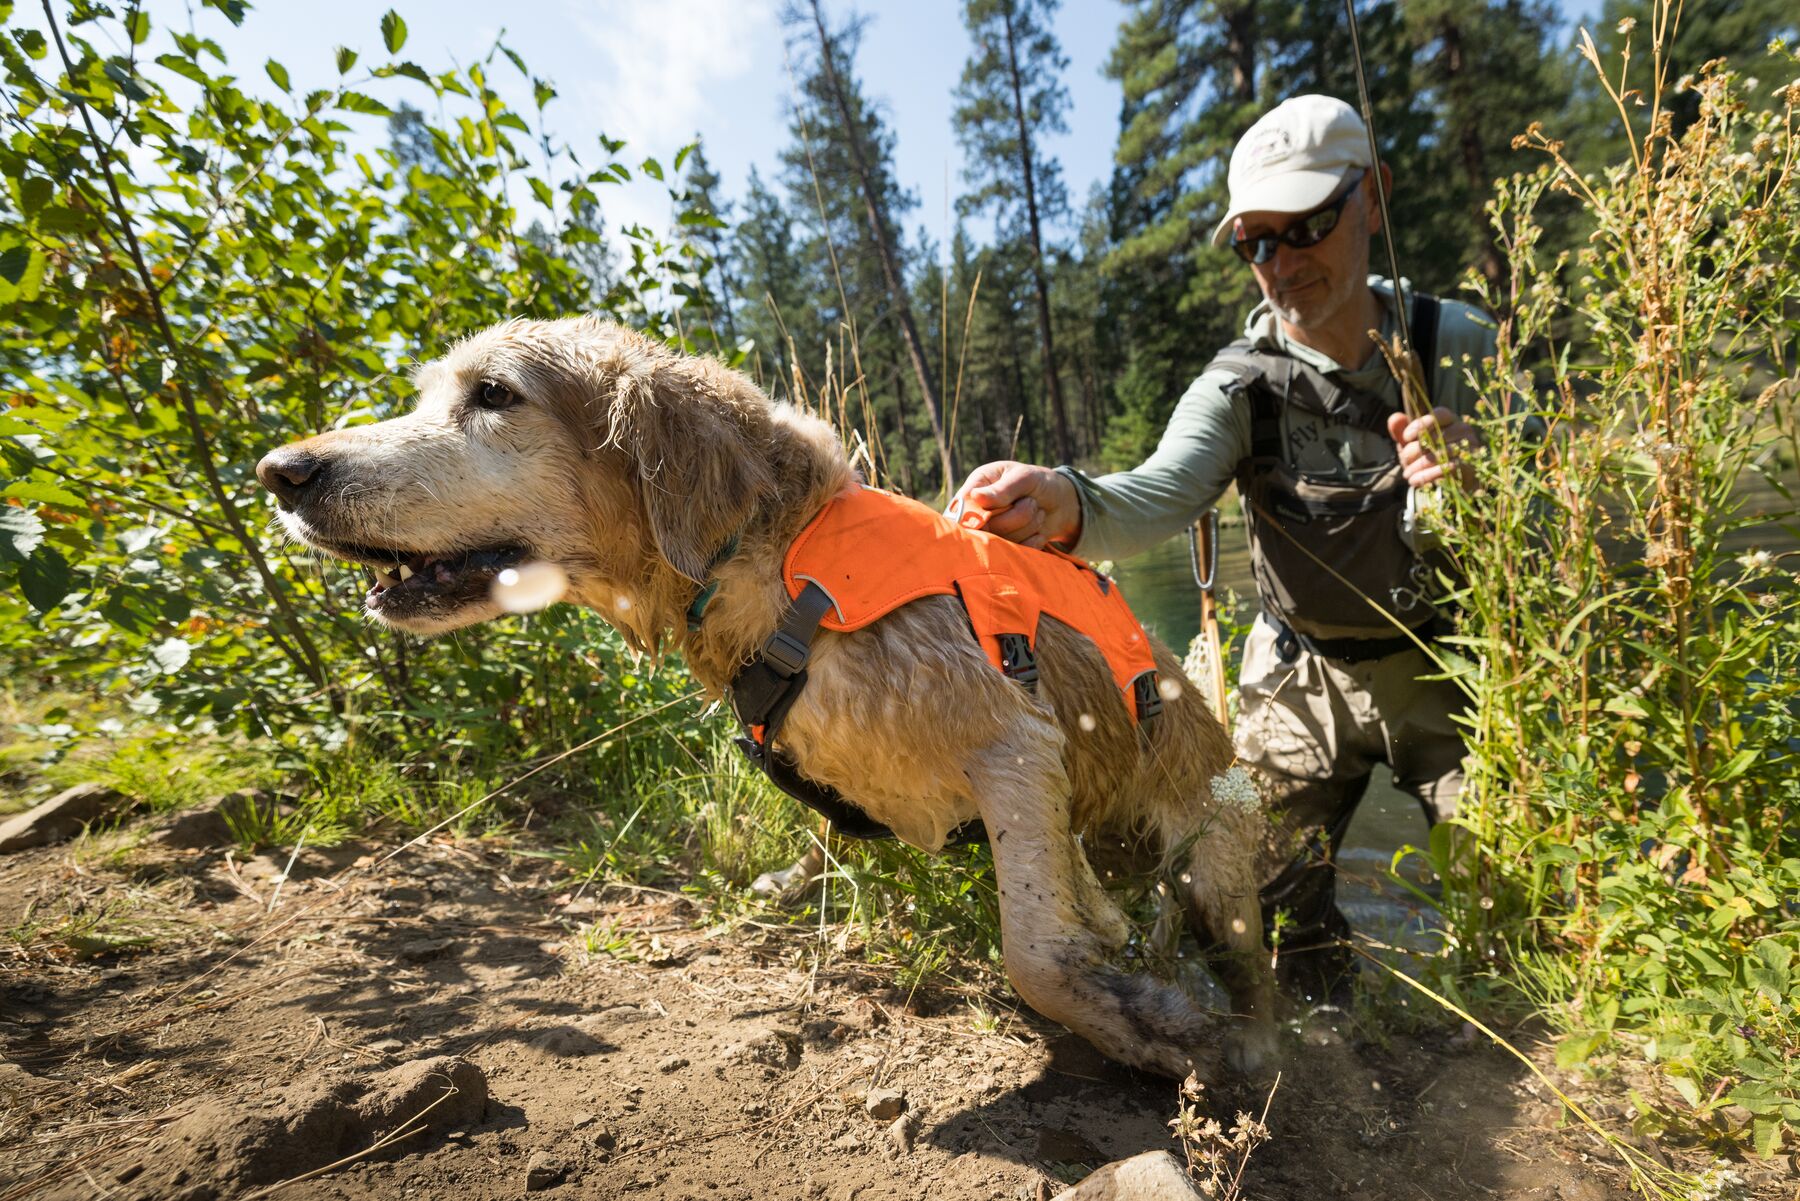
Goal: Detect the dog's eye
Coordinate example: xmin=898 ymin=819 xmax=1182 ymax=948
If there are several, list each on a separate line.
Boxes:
xmin=474 ymin=380 xmax=517 ymax=411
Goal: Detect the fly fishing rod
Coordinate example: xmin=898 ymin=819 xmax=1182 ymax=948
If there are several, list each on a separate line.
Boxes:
xmin=1343 ymin=0 xmax=1432 ymax=423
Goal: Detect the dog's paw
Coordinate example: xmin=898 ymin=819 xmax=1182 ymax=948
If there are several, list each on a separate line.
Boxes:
xmin=1222 ymin=1022 xmax=1283 ymax=1080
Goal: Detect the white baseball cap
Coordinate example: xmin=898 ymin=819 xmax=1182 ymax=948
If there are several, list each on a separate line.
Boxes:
xmin=1210 ymin=95 xmax=1373 ymax=247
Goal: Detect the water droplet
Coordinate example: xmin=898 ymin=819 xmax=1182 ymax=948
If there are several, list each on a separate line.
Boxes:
xmin=491 ymin=560 xmax=568 ymax=613
xmin=1158 ymin=677 xmax=1183 ymax=701
xmin=1077 ymin=713 xmax=1096 ymax=732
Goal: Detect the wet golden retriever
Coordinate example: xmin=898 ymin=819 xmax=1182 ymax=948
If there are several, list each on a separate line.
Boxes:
xmin=256 ymin=317 xmax=1278 ymax=1079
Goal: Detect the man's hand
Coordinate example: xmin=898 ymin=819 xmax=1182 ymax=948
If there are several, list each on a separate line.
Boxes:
xmin=947 ymin=461 xmax=1082 ymax=550
xmin=1387 ymin=407 xmax=1481 ymax=489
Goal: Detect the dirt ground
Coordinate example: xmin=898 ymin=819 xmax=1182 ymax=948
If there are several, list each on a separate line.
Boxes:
xmin=0 ymin=827 xmax=1788 ymax=1201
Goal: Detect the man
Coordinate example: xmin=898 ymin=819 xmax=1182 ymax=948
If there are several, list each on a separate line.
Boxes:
xmin=950 ymin=94 xmax=1495 ymax=999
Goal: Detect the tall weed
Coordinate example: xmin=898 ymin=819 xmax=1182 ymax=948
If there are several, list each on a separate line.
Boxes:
xmin=1441 ymin=7 xmax=1800 ymax=1158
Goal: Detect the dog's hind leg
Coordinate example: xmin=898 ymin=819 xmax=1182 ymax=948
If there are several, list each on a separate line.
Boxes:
xmin=969 ymin=723 xmax=1229 ymax=1081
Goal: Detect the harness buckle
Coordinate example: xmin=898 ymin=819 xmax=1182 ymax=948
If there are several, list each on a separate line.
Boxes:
xmin=1133 ymin=672 xmax=1164 ymax=721
xmin=761 ymin=628 xmax=811 ymax=676
xmin=997 ymin=633 xmax=1039 ymax=692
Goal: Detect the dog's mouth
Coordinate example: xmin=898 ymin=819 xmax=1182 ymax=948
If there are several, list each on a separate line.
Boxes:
xmin=316 ymin=539 xmax=530 ymax=619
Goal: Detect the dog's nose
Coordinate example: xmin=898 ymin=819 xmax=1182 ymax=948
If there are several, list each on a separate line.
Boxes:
xmin=257 ymin=447 xmax=324 ymax=509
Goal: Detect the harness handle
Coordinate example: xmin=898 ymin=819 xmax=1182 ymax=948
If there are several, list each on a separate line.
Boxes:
xmin=1188 ymin=509 xmax=1220 ymax=594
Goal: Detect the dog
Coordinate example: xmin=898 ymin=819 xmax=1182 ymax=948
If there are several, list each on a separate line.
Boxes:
xmin=256 ymin=317 xmax=1280 ymax=1079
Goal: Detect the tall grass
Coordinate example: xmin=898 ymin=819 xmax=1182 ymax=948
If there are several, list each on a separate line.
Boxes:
xmin=1438 ymin=8 xmax=1800 ymax=1159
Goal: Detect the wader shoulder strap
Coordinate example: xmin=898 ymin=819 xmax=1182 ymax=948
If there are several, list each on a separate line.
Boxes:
xmin=1410 ymin=291 xmax=1440 ymax=408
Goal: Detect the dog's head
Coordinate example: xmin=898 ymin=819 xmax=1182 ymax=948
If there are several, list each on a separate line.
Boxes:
xmin=257 ymin=317 xmax=774 ymax=639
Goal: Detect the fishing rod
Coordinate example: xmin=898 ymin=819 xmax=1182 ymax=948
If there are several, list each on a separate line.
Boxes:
xmin=1343 ymin=0 xmax=1431 ymax=422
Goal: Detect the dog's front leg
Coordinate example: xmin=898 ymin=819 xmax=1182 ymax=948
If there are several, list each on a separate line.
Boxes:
xmin=969 ymin=724 xmax=1227 ymax=1081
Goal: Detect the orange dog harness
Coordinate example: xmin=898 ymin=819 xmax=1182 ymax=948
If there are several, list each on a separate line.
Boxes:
xmin=725 ymin=485 xmax=1164 ymax=841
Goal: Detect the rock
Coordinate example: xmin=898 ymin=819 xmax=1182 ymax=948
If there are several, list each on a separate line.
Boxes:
xmin=1054 ymin=1151 xmax=1202 ymax=1200
xmin=722 ymin=1026 xmax=801 ymax=1071
xmin=885 ymin=1113 xmax=916 ymax=1157
xmin=152 ymin=789 xmax=282 ymax=850
xmin=569 ymin=1111 xmax=596 ymax=1130
xmin=830 ymin=1131 xmax=863 ymax=1151
xmin=356 ymin=1056 xmax=489 ymax=1131
xmin=530 ymin=1025 xmax=607 ymax=1058
xmin=525 ymin=1150 xmax=567 ymax=1191
xmin=397 ymin=937 xmax=456 ymax=962
xmin=657 ymin=1055 xmax=689 ymax=1073
xmin=1555 ymin=1178 xmax=1609 ymax=1201
xmin=0 ymin=784 xmax=131 ymax=852
xmin=863 ymin=1087 xmax=906 ymax=1121
xmin=964 ymin=1072 xmax=997 ymax=1096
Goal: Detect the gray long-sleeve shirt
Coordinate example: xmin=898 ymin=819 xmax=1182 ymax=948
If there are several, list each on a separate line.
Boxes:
xmin=1062 ymin=277 xmax=1499 ymax=562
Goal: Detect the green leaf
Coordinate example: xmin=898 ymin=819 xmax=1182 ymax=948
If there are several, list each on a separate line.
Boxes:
xmin=3 ymin=480 xmax=83 ymax=507
xmin=265 ymin=59 xmax=290 ymax=91
xmin=125 ymin=10 xmax=151 ymax=44
xmin=149 ymin=637 xmax=191 ymax=674
xmin=16 ymin=545 xmax=72 ymax=613
xmin=1667 ymin=1074 xmax=1702 ymax=1108
xmin=380 ymin=10 xmax=408 ymax=53
xmin=640 ymin=156 xmax=663 ymax=181
xmin=1753 ymin=1115 xmax=1783 ymax=1158
xmin=336 ymin=91 xmax=392 ymax=116
xmin=533 ymin=80 xmax=555 ymax=110
xmin=673 ymin=142 xmax=695 ymax=173
xmin=201 ymin=0 xmax=248 ymax=26
xmin=155 ymin=53 xmax=211 ymax=86
xmin=0 ymin=244 xmax=28 ymax=284
xmin=0 ymin=506 xmax=45 ymax=560
xmin=335 ymin=46 xmax=358 ymax=74
xmin=14 ymin=28 xmax=46 ymax=60
xmin=527 ymin=176 xmax=553 ymax=209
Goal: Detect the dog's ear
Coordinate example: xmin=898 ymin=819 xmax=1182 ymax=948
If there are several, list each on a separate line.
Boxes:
xmin=611 ymin=362 xmax=773 ymax=583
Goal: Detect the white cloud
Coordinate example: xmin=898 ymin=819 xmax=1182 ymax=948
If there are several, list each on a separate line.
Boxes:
xmin=565 ymin=0 xmax=778 ymax=153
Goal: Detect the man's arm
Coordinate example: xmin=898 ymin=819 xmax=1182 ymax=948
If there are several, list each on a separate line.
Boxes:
xmin=950 ymin=371 xmax=1249 ymax=561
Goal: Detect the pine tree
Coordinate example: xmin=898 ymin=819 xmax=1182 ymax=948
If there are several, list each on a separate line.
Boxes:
xmin=787 ymin=0 xmax=954 ymax=491
xmin=732 ymin=166 xmax=823 ymax=403
xmin=680 ymin=145 xmax=742 ymax=345
xmin=954 ymin=0 xmax=1075 ymax=463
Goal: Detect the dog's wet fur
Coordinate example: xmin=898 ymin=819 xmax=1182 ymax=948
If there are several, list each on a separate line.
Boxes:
xmin=257 ymin=317 xmax=1279 ymax=1079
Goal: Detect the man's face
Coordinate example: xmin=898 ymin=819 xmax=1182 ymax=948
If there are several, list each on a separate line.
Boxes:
xmin=1235 ymin=172 xmax=1377 ymax=333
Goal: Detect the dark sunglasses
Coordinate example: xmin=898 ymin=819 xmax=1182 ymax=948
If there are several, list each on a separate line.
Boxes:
xmin=1230 ymin=170 xmax=1367 ymax=265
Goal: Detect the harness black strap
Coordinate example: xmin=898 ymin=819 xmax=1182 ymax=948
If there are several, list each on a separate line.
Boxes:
xmin=729 ymin=583 xmax=995 ymax=845
xmin=1410 ymin=291 xmax=1440 ymax=408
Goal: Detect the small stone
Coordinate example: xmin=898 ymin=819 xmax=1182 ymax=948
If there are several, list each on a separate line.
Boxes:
xmin=830 ymin=1131 xmax=862 ymax=1151
xmin=863 ymin=1088 xmax=905 ymax=1121
xmin=569 ymin=1111 xmax=596 ymax=1130
xmin=397 ymin=937 xmax=455 ymax=962
xmin=525 ymin=1150 xmax=566 ymax=1191
xmin=367 ymin=1038 xmax=405 ymax=1053
xmin=0 ymin=783 xmax=131 ymax=852
xmin=965 ymin=1072 xmax=997 ymax=1096
xmin=657 ymin=1055 xmax=689 ymax=1073
xmin=886 ymin=1113 xmax=916 ymax=1156
xmin=152 ymin=790 xmax=283 ymax=850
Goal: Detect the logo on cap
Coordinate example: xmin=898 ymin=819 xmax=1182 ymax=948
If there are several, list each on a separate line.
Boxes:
xmin=1245 ymin=128 xmax=1292 ymax=167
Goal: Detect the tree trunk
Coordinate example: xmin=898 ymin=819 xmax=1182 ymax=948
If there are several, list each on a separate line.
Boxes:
xmin=999 ymin=0 xmax=1071 ymax=464
xmin=889 ymin=361 xmax=917 ymax=495
xmin=807 ymin=0 xmax=954 ymax=489
xmin=1438 ymin=16 xmax=1506 ymax=289
xmin=1224 ymin=1 xmax=1258 ymax=104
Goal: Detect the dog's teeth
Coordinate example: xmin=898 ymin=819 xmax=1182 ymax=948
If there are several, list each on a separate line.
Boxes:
xmin=398 ymin=564 xmax=414 ymax=581
xmin=374 ymin=569 xmax=399 ymax=589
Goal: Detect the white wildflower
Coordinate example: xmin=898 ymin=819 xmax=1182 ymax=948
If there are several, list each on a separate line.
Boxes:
xmin=1210 ymin=765 xmax=1260 ymax=813
xmin=1739 ymin=549 xmax=1774 ymax=573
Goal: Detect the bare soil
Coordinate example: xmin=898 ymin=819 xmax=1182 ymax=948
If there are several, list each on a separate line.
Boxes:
xmin=0 ymin=830 xmax=1783 ymax=1200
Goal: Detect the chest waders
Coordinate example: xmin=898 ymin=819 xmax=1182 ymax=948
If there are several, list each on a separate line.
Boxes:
xmin=1214 ymin=292 xmax=1445 ymax=659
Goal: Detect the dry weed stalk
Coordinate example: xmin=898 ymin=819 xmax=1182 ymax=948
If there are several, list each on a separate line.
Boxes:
xmin=1168 ymin=1070 xmax=1279 ymax=1199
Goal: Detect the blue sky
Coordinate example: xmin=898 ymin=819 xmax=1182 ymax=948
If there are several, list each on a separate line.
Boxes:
xmin=113 ymin=1 xmax=1603 ymax=248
